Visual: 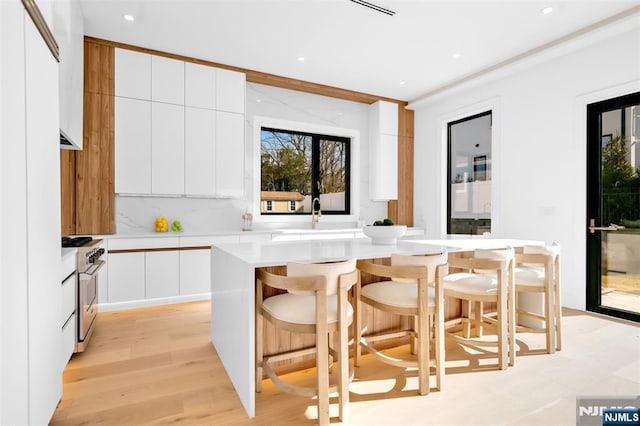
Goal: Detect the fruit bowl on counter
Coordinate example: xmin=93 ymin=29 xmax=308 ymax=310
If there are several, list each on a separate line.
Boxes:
xmin=362 ymin=218 xmax=406 ymax=245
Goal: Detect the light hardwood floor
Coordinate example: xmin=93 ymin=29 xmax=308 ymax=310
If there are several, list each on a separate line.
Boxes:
xmin=51 ymin=301 xmax=639 ymax=425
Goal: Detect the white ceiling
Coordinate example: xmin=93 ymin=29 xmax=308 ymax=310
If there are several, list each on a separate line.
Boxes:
xmin=80 ymin=0 xmax=640 ymax=102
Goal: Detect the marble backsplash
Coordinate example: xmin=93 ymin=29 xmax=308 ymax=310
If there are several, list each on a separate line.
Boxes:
xmin=114 ymin=82 xmax=387 ymax=235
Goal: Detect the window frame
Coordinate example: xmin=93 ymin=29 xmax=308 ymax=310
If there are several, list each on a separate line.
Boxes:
xmin=253 ymin=116 xmax=361 ymax=225
xmin=446 ymin=110 xmax=492 ymax=235
xmin=259 ymin=126 xmax=351 ymax=216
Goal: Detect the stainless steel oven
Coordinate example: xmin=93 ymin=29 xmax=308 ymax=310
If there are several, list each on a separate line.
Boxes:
xmin=75 ymin=240 xmax=105 ymax=352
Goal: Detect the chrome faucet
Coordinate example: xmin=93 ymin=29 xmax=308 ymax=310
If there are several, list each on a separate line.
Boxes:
xmin=311 ymin=197 xmax=321 ymax=229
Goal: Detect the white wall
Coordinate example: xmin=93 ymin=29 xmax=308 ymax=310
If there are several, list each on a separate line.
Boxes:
xmin=412 ymin=26 xmax=640 ymax=310
xmin=115 ymin=82 xmax=386 ymax=234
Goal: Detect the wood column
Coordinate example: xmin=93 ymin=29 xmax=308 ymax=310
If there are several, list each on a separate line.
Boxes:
xmin=76 ymin=40 xmax=115 ymax=235
xmin=388 ymin=106 xmax=414 ymax=226
xmin=60 ymin=149 xmax=76 ymax=235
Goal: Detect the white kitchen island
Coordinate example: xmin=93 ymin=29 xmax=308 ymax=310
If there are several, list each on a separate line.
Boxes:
xmin=210 ymin=236 xmax=542 ymax=417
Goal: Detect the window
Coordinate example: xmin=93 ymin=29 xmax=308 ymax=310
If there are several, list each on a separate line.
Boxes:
xmin=260 ymin=127 xmax=350 ymax=215
xmin=447 ymin=111 xmax=492 ymax=235
xmin=266 ymin=200 xmax=273 ymax=211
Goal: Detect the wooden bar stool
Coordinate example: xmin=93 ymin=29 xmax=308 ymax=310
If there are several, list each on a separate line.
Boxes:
xmin=255 ymin=259 xmax=357 ymax=425
xmin=514 ymin=242 xmax=562 ymax=353
xmin=443 ymin=247 xmax=516 ymax=370
xmin=354 ymin=253 xmax=448 ymax=395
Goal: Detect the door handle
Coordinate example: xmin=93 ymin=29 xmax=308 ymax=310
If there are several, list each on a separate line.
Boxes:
xmin=589 ymin=219 xmax=626 ymax=233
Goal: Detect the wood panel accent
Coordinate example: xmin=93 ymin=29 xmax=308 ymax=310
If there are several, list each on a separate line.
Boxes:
xmin=396 ymin=107 xmax=414 ymax=226
xmin=84 ymin=39 xmax=114 ymax=96
xmin=84 ymin=36 xmax=406 ymax=107
xmin=60 ymin=150 xmax=76 ymax=236
xmin=75 ymin=41 xmax=115 ymax=234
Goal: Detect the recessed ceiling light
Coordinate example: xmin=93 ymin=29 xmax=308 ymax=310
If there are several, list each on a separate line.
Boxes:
xmin=399 ymin=81 xmax=406 ymax=85
xmin=452 ymin=53 xmax=461 ymax=59
xmin=123 ymin=14 xmax=135 ymax=22
xmin=541 ymin=7 xmax=553 ymax=14
xmin=256 ymin=99 xmax=262 ymax=103
xmin=297 ymin=56 xmax=305 ymax=62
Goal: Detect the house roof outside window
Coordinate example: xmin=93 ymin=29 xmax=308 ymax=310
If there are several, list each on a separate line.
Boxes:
xmin=260 ymin=191 xmax=305 ymax=202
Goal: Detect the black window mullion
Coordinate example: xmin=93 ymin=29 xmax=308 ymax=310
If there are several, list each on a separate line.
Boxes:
xmin=312 ymin=136 xmax=320 ymax=201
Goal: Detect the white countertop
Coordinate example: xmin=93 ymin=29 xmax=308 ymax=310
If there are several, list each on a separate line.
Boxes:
xmin=91 ymin=227 xmax=424 ymax=239
xmin=212 ymin=235 xmax=542 ymax=267
xmin=214 ymin=238 xmax=449 ymax=267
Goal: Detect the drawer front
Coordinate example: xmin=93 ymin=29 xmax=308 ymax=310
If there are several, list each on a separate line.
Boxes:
xmin=61 ymin=273 xmax=76 ymax=326
xmin=61 ymin=313 xmax=76 ymax=368
xmin=61 ymin=251 xmax=76 ymax=281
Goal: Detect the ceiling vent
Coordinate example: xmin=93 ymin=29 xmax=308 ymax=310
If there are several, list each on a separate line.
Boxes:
xmin=349 ymin=0 xmax=396 ymax=16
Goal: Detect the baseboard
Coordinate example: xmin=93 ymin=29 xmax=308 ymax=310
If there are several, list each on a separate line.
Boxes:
xmin=98 ymin=293 xmax=211 ymax=312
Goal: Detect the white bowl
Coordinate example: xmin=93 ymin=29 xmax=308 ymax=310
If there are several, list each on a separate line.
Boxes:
xmin=362 ymin=225 xmax=407 ymax=245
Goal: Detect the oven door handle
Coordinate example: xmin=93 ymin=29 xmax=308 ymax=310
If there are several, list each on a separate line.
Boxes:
xmin=79 ymin=260 xmax=105 ymax=278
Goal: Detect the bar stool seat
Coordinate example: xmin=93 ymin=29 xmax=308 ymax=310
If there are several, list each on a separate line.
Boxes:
xmin=263 ymin=293 xmax=354 ymax=325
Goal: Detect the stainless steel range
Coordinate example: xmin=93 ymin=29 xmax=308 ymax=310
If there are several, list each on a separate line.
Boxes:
xmin=75 ymin=239 xmax=105 ymax=352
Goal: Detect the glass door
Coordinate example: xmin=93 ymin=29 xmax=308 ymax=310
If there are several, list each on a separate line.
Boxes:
xmin=447 ymin=111 xmax=492 ymax=235
xmin=586 ymin=92 xmax=640 ymax=322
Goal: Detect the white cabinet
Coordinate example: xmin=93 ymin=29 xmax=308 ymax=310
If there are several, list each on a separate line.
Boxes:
xmin=25 ymin=9 xmax=62 ymax=425
xmin=369 ymin=100 xmax=399 ymax=201
xmin=151 ymin=102 xmax=184 ymax=195
xmin=114 ymin=50 xmax=245 ymax=198
xmin=107 ymin=252 xmax=145 ymax=303
xmin=152 ymin=55 xmax=184 ymax=105
xmin=115 ymin=97 xmax=151 ymax=194
xmin=146 ymin=251 xmax=180 ymax=299
xmin=216 ymin=68 xmax=245 ymax=113
xmin=185 ymin=107 xmax=216 ymax=196
xmin=185 ymin=62 xmax=216 ymax=109
xmin=115 ymin=48 xmax=151 ymax=100
xmin=3 ymin=4 xmax=63 ymax=424
xmin=216 ymin=111 xmax=244 ymax=197
xmin=53 ymin=0 xmax=83 ymax=149
xmin=180 ymin=249 xmax=211 ymax=295
xmin=60 ymin=251 xmax=76 ymax=370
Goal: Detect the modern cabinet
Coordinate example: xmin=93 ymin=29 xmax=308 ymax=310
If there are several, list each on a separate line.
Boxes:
xmin=115 ymin=48 xmax=151 ymax=100
xmin=53 ymin=0 xmax=84 ymax=149
xmin=216 ymin=68 xmax=245 ymax=113
xmin=185 ymin=62 xmax=216 ymax=109
xmin=114 ymin=97 xmax=152 ymax=194
xmin=369 ymin=100 xmax=399 ymax=201
xmin=60 ymin=252 xmax=76 ymax=370
xmin=114 ymin=49 xmax=245 ymax=198
xmin=215 ymin=111 xmax=245 ymax=197
xmin=146 ymin=251 xmax=180 ymax=299
xmin=185 ymin=107 xmax=216 ymax=196
xmin=107 ymin=252 xmax=145 ymax=303
xmin=151 ymin=55 xmax=184 ymax=105
xmin=151 ymin=102 xmax=184 ymax=195
xmin=2 ymin=3 xmax=62 ymax=424
xmin=179 ymin=249 xmax=211 ymax=295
